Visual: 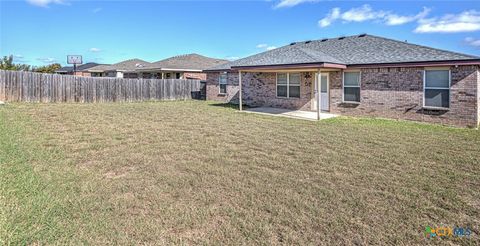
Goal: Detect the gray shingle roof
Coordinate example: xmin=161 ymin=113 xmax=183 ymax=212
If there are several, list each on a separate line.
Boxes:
xmin=141 ymin=54 xmax=228 ymax=71
xmin=56 ymin=62 xmax=102 ymax=73
xmin=113 ymin=58 xmax=150 ymax=71
xmin=86 ymin=64 xmax=112 ymax=72
xmin=87 ymin=59 xmax=150 ymax=72
xmin=206 ymin=34 xmax=479 ymax=70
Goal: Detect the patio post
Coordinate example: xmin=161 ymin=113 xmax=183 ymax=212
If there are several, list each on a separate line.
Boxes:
xmin=239 ymin=70 xmax=243 ymax=111
xmin=316 ymin=70 xmax=321 ymax=120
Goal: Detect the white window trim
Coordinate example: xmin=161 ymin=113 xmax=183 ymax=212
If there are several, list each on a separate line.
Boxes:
xmin=276 ymin=72 xmax=300 ymax=99
xmin=219 ymin=72 xmax=228 ymax=94
xmin=342 ymin=71 xmax=361 ymax=103
xmin=423 ymin=68 xmax=451 ymax=110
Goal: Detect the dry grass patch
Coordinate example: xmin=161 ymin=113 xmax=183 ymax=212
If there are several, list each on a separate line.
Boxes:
xmin=1 ymin=101 xmax=479 ymax=245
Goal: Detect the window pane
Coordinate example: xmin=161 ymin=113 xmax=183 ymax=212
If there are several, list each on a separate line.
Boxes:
xmin=425 ymin=70 xmax=449 ymax=88
xmin=289 ymin=73 xmax=301 ymax=85
xmin=344 ymin=72 xmax=360 ymax=86
xmin=220 ymin=84 xmax=227 ymax=94
xmin=277 ymin=73 xmax=287 ymax=85
xmin=425 ymin=89 xmax=449 ymax=108
xmin=320 ymin=75 xmax=328 ymax=93
xmin=277 ymin=85 xmax=287 ymax=97
xmin=344 ymin=87 xmax=360 ymax=102
xmin=219 ymin=74 xmax=227 ymax=84
xmin=289 ymin=86 xmax=300 ymax=98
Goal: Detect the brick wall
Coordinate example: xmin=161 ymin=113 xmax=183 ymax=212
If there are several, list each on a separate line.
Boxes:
xmin=330 ymin=65 xmax=479 ymax=127
xmin=206 ymin=65 xmax=479 ymax=127
xmin=206 ymin=72 xmax=239 ymax=103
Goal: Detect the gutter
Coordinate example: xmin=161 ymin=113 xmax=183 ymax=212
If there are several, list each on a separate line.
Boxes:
xmin=347 ymin=59 xmax=480 ymax=68
xmin=230 ymin=62 xmax=347 ymax=71
xmin=205 ymin=59 xmax=480 ymax=72
xmin=135 ymin=67 xmax=203 ymax=72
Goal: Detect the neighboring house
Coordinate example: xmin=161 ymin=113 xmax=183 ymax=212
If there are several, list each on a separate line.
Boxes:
xmin=204 ymin=34 xmax=480 ymax=127
xmin=136 ymin=54 xmax=228 ymax=80
xmin=86 ymin=59 xmax=150 ymax=78
xmin=55 ymin=62 xmax=102 ymax=76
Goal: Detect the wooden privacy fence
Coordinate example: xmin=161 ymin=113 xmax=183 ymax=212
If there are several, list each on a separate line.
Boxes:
xmin=0 ymin=70 xmax=202 ymax=103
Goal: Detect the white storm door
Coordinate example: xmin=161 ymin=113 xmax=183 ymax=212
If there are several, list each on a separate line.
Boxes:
xmin=320 ymin=73 xmax=329 ymax=111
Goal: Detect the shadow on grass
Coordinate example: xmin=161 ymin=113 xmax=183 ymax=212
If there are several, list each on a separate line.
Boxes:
xmin=208 ymin=103 xmax=249 ymax=110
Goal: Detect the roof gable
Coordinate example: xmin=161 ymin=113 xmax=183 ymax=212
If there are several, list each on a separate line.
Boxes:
xmin=143 ymin=54 xmax=228 ymax=70
xmin=56 ymin=62 xmax=102 ymax=72
xmin=87 ymin=59 xmax=150 ymax=72
xmin=112 ymin=59 xmax=150 ymax=71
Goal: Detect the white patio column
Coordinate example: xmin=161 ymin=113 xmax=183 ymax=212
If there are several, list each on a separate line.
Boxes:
xmin=238 ymin=70 xmax=243 ymax=111
xmin=317 ymin=69 xmax=321 ymax=120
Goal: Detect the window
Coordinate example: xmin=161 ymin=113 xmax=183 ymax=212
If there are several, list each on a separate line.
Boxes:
xmin=176 ymin=73 xmax=181 ymax=79
xmin=424 ymin=69 xmax=450 ymax=108
xmin=289 ymin=73 xmax=301 ymax=98
xmin=276 ymin=73 xmax=301 ymax=98
xmin=277 ymin=73 xmax=287 ymax=97
xmin=343 ymin=71 xmax=360 ymax=102
xmin=219 ymin=73 xmax=227 ymax=94
xmin=141 ymin=73 xmax=152 ymax=79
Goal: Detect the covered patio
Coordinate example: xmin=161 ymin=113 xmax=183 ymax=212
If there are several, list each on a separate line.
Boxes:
xmin=244 ymin=107 xmax=338 ymax=121
xmin=234 ymin=62 xmax=346 ymax=121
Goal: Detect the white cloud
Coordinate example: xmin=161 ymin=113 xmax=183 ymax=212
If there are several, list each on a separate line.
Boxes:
xmin=341 ymin=5 xmax=386 ymax=22
xmin=92 ymin=7 xmax=102 ymax=13
xmin=385 ymin=7 xmax=430 ymax=25
xmin=37 ymin=57 xmax=57 ymax=63
xmin=319 ymin=8 xmax=340 ymax=27
xmin=89 ymin=47 xmax=101 ymax=52
xmin=319 ymin=5 xmax=386 ymax=27
xmin=256 ymin=44 xmax=277 ymax=51
xmin=465 ymin=37 xmax=480 ymax=47
xmin=26 ymin=0 xmax=64 ymax=7
xmin=225 ymin=56 xmax=240 ymax=61
xmin=414 ymin=10 xmax=480 ymax=33
xmin=275 ymin=0 xmax=318 ymax=8
xmin=12 ymin=55 xmax=28 ymax=63
xmin=318 ymin=5 xmax=432 ymax=28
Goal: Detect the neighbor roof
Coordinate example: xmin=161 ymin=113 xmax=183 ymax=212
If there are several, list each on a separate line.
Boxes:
xmin=139 ymin=54 xmax=228 ymax=71
xmin=87 ymin=59 xmax=150 ymax=72
xmin=56 ymin=62 xmax=102 ymax=73
xmin=206 ymin=34 xmax=480 ymax=70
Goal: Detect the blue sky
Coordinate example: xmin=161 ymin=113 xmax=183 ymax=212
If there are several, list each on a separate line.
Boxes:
xmin=1 ymin=0 xmax=480 ymax=66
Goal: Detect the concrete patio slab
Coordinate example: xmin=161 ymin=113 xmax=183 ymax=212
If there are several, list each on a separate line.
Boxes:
xmin=243 ymin=107 xmax=338 ymax=121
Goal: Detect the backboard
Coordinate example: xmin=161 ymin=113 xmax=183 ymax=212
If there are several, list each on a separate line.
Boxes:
xmin=67 ymin=55 xmax=83 ymax=64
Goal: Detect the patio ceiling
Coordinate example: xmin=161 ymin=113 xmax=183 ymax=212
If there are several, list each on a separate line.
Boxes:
xmin=231 ymin=62 xmax=346 ymax=72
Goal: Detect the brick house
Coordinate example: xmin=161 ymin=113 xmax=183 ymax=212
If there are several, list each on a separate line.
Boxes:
xmin=86 ymin=59 xmax=150 ymax=78
xmin=204 ymin=34 xmax=480 ymax=127
xmin=55 ymin=62 xmax=101 ymax=77
xmin=136 ymin=54 xmax=228 ymax=80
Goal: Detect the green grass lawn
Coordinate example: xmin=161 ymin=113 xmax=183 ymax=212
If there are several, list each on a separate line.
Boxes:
xmin=1 ymin=101 xmax=479 ymax=245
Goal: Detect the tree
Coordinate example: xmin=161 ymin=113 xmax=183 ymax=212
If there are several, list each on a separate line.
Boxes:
xmin=0 ymin=55 xmax=31 ymax=71
xmin=34 ymin=63 xmax=62 ymax=74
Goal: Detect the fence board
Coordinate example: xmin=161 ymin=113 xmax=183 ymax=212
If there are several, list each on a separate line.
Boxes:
xmin=0 ymin=70 xmax=202 ymax=103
